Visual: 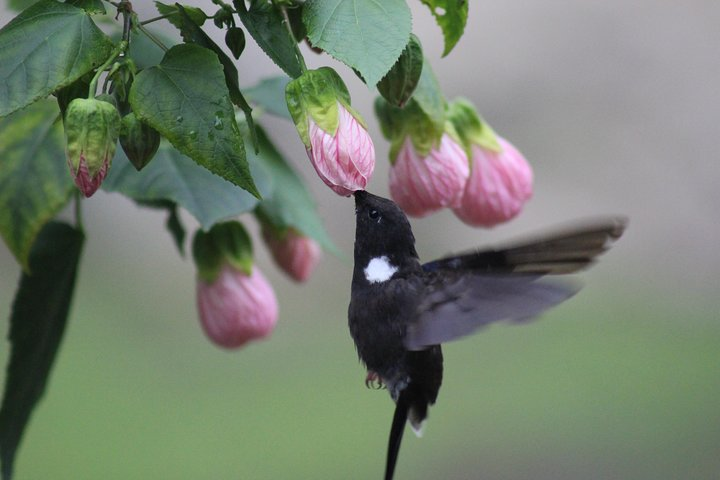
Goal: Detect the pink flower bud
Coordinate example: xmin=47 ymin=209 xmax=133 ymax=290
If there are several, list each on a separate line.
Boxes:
xmin=307 ymin=102 xmax=375 ymax=196
xmin=389 ymin=134 xmax=470 ymax=217
xmin=453 ymin=137 xmax=533 ymax=227
xmin=196 ymin=264 xmax=278 ymax=349
xmin=262 ymin=227 xmax=322 ymax=282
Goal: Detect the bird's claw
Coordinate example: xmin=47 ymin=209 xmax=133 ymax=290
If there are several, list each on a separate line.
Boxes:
xmin=365 ymin=371 xmax=385 ymax=390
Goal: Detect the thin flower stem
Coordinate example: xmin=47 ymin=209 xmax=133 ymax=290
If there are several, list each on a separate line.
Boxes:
xmin=88 ymin=41 xmax=128 ymax=99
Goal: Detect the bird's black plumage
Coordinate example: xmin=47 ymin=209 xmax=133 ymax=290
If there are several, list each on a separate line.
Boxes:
xmin=348 ymin=190 xmax=626 ymax=480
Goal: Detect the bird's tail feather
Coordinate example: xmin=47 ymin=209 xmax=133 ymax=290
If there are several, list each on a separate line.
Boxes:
xmin=385 ymin=392 xmax=410 ymax=480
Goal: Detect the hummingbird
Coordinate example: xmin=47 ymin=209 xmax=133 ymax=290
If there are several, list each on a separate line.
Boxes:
xmin=348 ymin=190 xmax=626 ymax=480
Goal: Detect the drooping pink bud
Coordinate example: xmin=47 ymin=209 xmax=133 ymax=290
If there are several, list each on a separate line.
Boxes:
xmin=389 ymin=134 xmax=470 ymax=217
xmin=287 ymin=68 xmax=376 ymax=196
xmin=453 ymin=137 xmax=533 ymax=227
xmin=196 ymin=264 xmax=278 ymax=349
xmin=307 ymin=102 xmax=375 ymax=196
xmin=261 ymin=227 xmax=322 ymax=283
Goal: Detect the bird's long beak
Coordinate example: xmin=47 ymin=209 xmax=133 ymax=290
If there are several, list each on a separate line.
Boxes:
xmin=353 ymin=190 xmax=367 ymax=204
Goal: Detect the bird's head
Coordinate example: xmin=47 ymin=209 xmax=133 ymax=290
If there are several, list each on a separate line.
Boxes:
xmin=353 ymin=190 xmax=419 ymax=268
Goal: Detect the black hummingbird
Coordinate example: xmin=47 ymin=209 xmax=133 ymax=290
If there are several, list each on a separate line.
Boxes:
xmin=348 ymin=190 xmax=626 ymax=480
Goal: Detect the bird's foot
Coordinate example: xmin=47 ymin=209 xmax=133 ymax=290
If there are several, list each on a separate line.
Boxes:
xmin=365 ymin=371 xmax=385 ymax=390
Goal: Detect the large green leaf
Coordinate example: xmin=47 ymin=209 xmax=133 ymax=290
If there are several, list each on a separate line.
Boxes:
xmin=0 ymin=99 xmax=75 ymax=272
xmin=0 ymin=0 xmax=114 ymax=117
xmin=129 ymin=44 xmax=260 ymax=198
xmin=244 ymin=76 xmax=291 ymax=120
xmin=419 ymin=0 xmax=468 ymax=56
xmin=7 ymin=0 xmax=36 ymax=11
xmin=303 ymin=0 xmax=411 ymax=86
xmin=235 ymin=0 xmax=304 ymax=79
xmin=253 ymin=127 xmax=335 ymax=252
xmin=166 ymin=4 xmax=258 ymax=152
xmin=377 ymin=34 xmax=423 ymax=107
xmin=103 ymin=143 xmax=272 ymax=230
xmin=0 ymin=221 xmax=84 ymax=480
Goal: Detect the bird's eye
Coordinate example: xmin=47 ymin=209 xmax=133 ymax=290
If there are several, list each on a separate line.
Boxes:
xmin=368 ymin=208 xmax=380 ymax=220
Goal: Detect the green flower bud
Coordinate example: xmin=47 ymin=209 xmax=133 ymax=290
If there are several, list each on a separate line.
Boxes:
xmin=225 ymin=27 xmax=246 ymax=60
xmin=119 ymin=113 xmax=161 ymax=171
xmin=64 ymin=97 xmax=121 ymax=197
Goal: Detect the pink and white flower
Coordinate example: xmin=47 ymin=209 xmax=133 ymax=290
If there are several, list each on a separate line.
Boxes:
xmin=307 ymin=102 xmax=375 ymax=196
xmin=262 ymin=227 xmax=322 ymax=283
xmin=453 ymin=137 xmax=533 ymax=227
xmin=389 ymin=134 xmax=470 ymax=217
xmin=196 ymin=264 xmax=278 ymax=349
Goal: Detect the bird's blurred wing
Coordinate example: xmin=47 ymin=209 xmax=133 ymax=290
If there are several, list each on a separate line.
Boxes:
xmin=405 ymin=274 xmax=578 ymax=350
xmin=422 ymin=217 xmax=627 ymax=275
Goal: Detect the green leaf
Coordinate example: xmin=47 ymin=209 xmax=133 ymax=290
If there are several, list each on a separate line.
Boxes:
xmin=103 ymin=143 xmax=272 ymax=230
xmin=0 ymin=221 xmax=84 ymax=480
xmin=377 ymin=34 xmax=423 ymax=107
xmin=253 ymin=126 xmax=336 ymax=252
xmin=170 ymin=5 xmax=258 ymax=152
xmin=154 ymin=1 xmax=208 ymax=28
xmin=245 ymin=76 xmax=291 ymax=120
xmin=7 ymin=0 xmax=36 ymax=11
xmin=411 ymin=57 xmax=446 ymax=133
xmin=303 ymin=0 xmax=411 ymax=86
xmin=129 ymin=44 xmax=260 ymax=198
xmin=0 ymin=99 xmax=75 ymax=272
xmin=66 ymin=0 xmax=107 ymax=15
xmin=419 ymin=0 xmax=469 ymax=56
xmin=235 ymin=0 xmax=304 ymax=79
xmin=0 ymin=0 xmax=114 ymax=117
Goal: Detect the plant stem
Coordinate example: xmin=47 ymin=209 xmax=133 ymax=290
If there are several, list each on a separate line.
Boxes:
xmin=73 ymin=191 xmax=84 ymax=231
xmin=136 ymin=22 xmax=169 ymax=52
xmin=140 ymin=13 xmax=175 ymax=26
xmin=88 ymin=41 xmax=128 ymax=99
xmin=278 ymin=3 xmax=307 ymax=74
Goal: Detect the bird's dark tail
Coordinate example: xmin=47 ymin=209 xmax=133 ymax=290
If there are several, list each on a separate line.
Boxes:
xmin=385 ymin=391 xmax=410 ymax=480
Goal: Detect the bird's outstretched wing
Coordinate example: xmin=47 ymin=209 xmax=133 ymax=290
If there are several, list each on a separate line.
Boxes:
xmin=422 ymin=217 xmax=627 ymax=275
xmin=404 ymin=274 xmax=577 ymax=350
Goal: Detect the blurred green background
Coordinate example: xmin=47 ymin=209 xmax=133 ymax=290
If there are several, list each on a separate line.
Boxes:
xmin=1 ymin=1 xmax=719 ymax=479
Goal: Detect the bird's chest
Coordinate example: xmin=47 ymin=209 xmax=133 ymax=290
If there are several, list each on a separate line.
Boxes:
xmin=348 ymin=279 xmax=419 ymax=378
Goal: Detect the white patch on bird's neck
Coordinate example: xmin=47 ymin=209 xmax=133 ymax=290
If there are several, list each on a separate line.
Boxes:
xmin=364 ymin=256 xmax=398 ymax=283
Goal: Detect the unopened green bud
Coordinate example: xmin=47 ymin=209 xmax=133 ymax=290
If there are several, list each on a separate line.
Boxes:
xmin=64 ymin=97 xmax=121 ymax=197
xmin=119 ymin=113 xmax=161 ymax=170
